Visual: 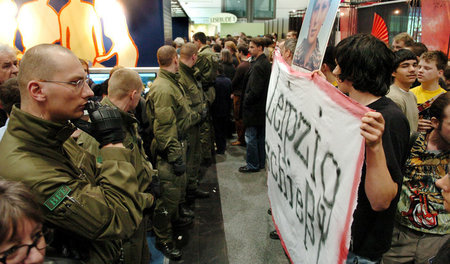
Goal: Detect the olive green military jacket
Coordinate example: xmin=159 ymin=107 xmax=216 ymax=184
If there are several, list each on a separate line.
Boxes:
xmin=196 ymin=45 xmax=219 ymax=86
xmin=146 ymin=69 xmax=202 ymax=163
xmin=179 ymin=62 xmax=204 ymax=113
xmin=79 ymin=97 xmax=157 ymax=195
xmin=196 ymin=45 xmax=219 ymax=105
xmin=0 ymin=106 xmax=151 ymax=264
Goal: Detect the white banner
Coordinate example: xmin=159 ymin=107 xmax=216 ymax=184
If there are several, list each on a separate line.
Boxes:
xmin=267 ymin=51 xmax=369 ymax=264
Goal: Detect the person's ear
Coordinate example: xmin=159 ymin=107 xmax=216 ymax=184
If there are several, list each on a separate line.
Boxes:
xmin=431 ymin=116 xmax=440 ymax=130
xmin=28 ymin=81 xmax=46 ymax=102
xmin=392 ymin=70 xmax=397 ymax=78
xmin=438 ymin=69 xmax=444 ymax=78
xmin=130 ymin=89 xmax=137 ymax=101
xmin=320 ymin=63 xmax=327 ymax=73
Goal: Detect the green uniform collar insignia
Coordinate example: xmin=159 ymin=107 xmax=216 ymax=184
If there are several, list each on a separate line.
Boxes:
xmin=44 ymin=185 xmax=72 ymax=211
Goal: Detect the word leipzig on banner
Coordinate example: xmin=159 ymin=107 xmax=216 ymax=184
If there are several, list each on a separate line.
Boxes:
xmin=266 ymin=51 xmax=369 ymax=264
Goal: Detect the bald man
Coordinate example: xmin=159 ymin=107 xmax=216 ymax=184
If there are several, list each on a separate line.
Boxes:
xmin=0 ymin=44 xmax=152 ymax=263
xmin=146 ymin=45 xmax=204 ymax=260
xmin=80 ymin=68 xmax=158 ymax=264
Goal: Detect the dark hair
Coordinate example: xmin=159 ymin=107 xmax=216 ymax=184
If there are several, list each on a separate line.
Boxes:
xmin=410 ymin=42 xmax=428 ymax=57
xmin=335 ymin=34 xmax=394 ymax=96
xmin=420 ymin=50 xmax=448 ymax=71
xmin=0 ymin=180 xmax=42 ymax=243
xmin=225 ymin=37 xmax=237 ymax=45
xmin=217 ymin=63 xmax=225 ymax=75
xmin=393 ymin=49 xmax=417 ymax=70
xmin=429 ymin=92 xmax=450 ymax=123
xmin=0 ymin=78 xmax=20 ymax=115
xmin=263 ymin=37 xmax=273 ymax=47
xmin=250 ymin=37 xmax=266 ymax=48
xmin=322 ymin=46 xmax=336 ymax=71
xmin=193 ymin=32 xmax=207 ymax=44
xmin=444 ymin=65 xmax=450 ymax=80
xmin=237 ymin=44 xmax=248 ymax=56
xmin=213 ymin=44 xmax=222 ymax=53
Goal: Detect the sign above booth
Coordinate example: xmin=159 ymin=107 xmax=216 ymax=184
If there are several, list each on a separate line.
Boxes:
xmin=209 ymin=13 xmax=237 ymax=24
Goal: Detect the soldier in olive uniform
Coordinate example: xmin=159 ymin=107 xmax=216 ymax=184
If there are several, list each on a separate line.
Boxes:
xmin=0 ymin=44 xmax=153 ymax=263
xmin=193 ymin=32 xmax=219 ymax=165
xmin=146 ymin=45 xmax=204 ymax=260
xmin=79 ymin=68 xmax=159 ymax=264
xmin=178 ymin=43 xmax=210 ymax=210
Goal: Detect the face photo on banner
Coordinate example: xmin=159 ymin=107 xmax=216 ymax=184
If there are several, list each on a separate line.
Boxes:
xmin=292 ymin=0 xmax=340 ymax=72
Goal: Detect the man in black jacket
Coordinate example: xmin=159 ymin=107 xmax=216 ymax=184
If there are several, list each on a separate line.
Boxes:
xmin=239 ymin=37 xmax=272 ymax=173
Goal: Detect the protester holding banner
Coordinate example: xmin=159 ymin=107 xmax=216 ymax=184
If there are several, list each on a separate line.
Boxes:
xmin=333 ymin=34 xmax=410 ymax=263
xmin=382 ymin=92 xmax=449 ymax=264
xmin=411 ymin=51 xmax=447 ymax=133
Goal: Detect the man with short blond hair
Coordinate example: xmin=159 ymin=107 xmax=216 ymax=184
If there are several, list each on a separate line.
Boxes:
xmin=147 ymin=45 xmax=204 ymax=260
xmin=392 ymin=32 xmax=414 ymax=51
xmin=80 ymin=68 xmax=157 ymax=264
xmin=179 ymin=43 xmax=210 ymax=210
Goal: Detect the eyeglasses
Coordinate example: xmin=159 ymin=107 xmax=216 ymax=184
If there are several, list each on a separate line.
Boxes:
xmin=40 ymin=78 xmax=88 ymax=90
xmin=0 ymin=229 xmax=50 ymax=264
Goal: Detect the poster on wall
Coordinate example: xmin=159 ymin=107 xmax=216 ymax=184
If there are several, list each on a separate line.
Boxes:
xmin=267 ymin=51 xmax=368 ymax=263
xmin=0 ymin=0 xmax=167 ymax=67
xmin=292 ymin=0 xmax=340 ymax=72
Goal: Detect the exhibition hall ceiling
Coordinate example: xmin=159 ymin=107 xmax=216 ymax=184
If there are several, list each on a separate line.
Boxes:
xmin=174 ymin=0 xmax=222 ymax=23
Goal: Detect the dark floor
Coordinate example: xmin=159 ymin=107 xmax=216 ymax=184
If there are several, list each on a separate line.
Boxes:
xmin=149 ymin=138 xmax=290 ymax=264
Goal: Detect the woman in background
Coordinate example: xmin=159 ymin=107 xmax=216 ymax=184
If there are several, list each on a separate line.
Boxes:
xmin=0 ymin=180 xmax=46 ymax=264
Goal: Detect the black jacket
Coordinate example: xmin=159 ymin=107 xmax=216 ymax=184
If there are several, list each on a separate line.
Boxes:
xmin=242 ymin=53 xmax=271 ymax=127
xmin=212 ymin=75 xmax=232 ymax=118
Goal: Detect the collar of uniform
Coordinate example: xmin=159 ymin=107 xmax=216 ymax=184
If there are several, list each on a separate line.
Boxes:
xmin=179 ymin=61 xmax=195 ymax=75
xmin=199 ymin=45 xmax=209 ymax=53
xmin=100 ymin=96 xmax=137 ymax=127
xmin=158 ymin=68 xmax=180 ymax=83
xmin=7 ymin=105 xmax=76 ymax=146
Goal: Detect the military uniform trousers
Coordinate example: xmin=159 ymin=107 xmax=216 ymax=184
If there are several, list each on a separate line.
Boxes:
xmin=186 ymin=124 xmax=202 ymax=192
xmin=153 ymin=141 xmax=187 ymax=243
xmin=200 ymin=86 xmax=216 ymax=162
xmin=123 ymin=214 xmax=150 ymax=264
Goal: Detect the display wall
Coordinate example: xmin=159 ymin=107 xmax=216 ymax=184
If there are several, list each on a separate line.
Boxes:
xmin=221 ymin=23 xmax=265 ymax=37
xmin=0 ymin=0 xmax=167 ymax=67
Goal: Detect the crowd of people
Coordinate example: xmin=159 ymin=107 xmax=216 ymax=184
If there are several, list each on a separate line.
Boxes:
xmin=0 ymin=28 xmax=448 ymax=264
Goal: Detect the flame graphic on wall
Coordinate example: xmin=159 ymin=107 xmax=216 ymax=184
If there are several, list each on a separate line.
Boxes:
xmin=371 ymin=13 xmax=389 ymax=44
xmin=0 ymin=0 xmax=139 ymax=67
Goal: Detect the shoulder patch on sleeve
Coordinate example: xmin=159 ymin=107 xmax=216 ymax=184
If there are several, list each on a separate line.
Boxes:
xmin=44 ymin=185 xmax=72 ymax=211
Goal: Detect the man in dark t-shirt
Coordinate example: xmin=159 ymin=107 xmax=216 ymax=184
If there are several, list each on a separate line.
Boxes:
xmin=333 ymin=34 xmax=410 ymax=263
